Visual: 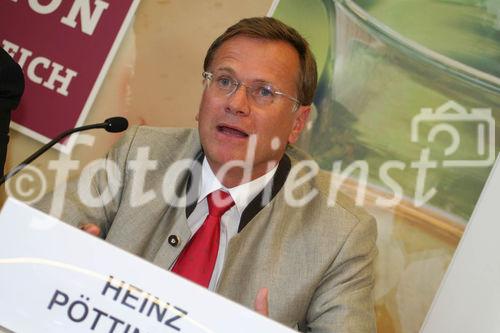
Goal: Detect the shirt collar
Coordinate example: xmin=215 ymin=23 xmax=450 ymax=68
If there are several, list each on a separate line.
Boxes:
xmin=198 ymin=157 xmax=278 ymax=216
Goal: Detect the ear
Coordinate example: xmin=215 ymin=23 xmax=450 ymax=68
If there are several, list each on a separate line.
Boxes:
xmin=287 ymin=105 xmax=311 ymax=144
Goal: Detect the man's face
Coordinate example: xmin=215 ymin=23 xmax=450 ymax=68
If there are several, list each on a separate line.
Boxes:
xmin=197 ymin=36 xmax=310 ymax=185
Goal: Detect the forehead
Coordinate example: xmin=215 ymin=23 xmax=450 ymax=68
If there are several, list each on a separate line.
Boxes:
xmin=210 ymin=36 xmax=300 ymax=88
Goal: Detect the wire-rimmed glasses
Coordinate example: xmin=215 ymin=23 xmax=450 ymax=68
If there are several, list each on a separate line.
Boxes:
xmin=202 ymin=71 xmax=301 ymax=112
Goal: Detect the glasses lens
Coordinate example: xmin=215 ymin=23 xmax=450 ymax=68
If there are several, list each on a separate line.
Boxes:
xmin=249 ymin=84 xmax=275 ymax=106
xmin=215 ymin=75 xmax=234 ymax=91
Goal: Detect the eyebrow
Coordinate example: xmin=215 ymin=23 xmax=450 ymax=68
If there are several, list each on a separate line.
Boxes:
xmin=213 ymin=67 xmax=275 ymax=86
xmin=214 ymin=66 xmax=236 ymax=75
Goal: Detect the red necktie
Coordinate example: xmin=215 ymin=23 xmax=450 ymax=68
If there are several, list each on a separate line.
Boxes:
xmin=172 ymin=190 xmax=234 ymax=287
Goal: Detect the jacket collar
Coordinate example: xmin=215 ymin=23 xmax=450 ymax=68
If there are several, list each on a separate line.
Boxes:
xmin=184 ymin=151 xmax=291 ymax=233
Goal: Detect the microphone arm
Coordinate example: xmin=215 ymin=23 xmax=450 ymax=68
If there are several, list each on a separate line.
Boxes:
xmin=0 ymin=117 xmax=128 ymax=185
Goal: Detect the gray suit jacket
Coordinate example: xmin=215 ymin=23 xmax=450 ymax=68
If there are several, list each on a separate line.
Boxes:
xmin=37 ymin=126 xmax=377 ymax=332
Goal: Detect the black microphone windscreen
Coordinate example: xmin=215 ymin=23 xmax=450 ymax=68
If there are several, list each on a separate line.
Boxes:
xmin=104 ymin=117 xmax=128 ymax=133
xmin=0 ymin=48 xmax=24 ymax=112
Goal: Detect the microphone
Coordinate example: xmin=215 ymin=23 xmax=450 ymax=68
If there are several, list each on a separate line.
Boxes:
xmin=104 ymin=116 xmax=128 ymax=133
xmin=0 ymin=117 xmax=128 ymax=185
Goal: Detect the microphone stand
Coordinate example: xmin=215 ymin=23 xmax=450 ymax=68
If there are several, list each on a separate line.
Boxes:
xmin=0 ymin=120 xmax=125 ymax=185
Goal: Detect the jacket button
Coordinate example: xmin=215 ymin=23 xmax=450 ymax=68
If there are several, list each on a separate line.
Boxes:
xmin=168 ymin=235 xmax=180 ymax=247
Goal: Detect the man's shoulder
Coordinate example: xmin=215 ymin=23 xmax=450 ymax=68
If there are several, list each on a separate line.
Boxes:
xmin=118 ymin=126 xmax=199 ymax=150
xmin=284 ymin=144 xmax=374 ymax=226
xmin=112 ymin=126 xmax=201 ymax=164
xmin=130 ymin=126 xmax=198 ymax=144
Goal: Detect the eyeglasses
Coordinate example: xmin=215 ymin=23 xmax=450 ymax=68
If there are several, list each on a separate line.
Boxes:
xmin=202 ymin=71 xmax=301 ymax=111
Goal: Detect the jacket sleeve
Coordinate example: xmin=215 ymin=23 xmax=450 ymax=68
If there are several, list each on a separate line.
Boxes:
xmin=306 ymin=214 xmax=377 ymax=333
xmin=33 ymin=126 xmax=140 ymax=237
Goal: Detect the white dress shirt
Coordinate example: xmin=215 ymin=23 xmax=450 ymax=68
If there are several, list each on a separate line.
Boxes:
xmin=185 ymin=157 xmax=277 ymax=290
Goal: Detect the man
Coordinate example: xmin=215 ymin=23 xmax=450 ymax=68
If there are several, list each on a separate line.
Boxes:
xmin=38 ymin=17 xmax=377 ymax=332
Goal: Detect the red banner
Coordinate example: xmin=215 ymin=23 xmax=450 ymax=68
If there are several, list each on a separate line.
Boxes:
xmin=0 ymin=0 xmax=140 ymax=152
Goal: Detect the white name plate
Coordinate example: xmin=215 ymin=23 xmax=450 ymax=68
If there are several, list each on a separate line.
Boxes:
xmin=420 ymin=155 xmax=500 ymax=333
xmin=0 ymin=198 xmax=294 ymax=333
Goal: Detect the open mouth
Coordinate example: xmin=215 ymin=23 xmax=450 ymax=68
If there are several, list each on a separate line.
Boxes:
xmin=216 ymin=125 xmax=249 ymax=138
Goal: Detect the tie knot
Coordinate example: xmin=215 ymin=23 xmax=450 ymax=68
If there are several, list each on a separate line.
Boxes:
xmin=207 ymin=190 xmax=234 ymax=217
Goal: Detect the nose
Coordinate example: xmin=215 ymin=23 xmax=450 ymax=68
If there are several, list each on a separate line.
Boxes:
xmin=226 ymin=84 xmax=250 ymax=116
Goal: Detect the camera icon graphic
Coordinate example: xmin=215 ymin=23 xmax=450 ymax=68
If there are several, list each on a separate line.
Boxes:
xmin=411 ymin=100 xmax=495 ymax=167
